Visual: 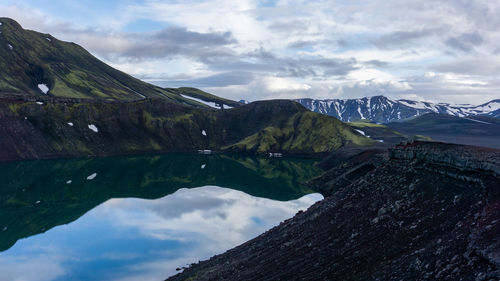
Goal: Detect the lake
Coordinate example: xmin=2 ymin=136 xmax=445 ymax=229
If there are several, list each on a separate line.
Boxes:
xmin=0 ymin=153 xmax=323 ymax=281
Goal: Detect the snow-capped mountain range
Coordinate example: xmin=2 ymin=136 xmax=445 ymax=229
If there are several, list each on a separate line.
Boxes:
xmin=295 ymin=96 xmax=500 ymax=123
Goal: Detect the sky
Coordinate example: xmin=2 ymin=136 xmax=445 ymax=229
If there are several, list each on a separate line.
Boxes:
xmin=1 ymin=0 xmax=500 ymax=104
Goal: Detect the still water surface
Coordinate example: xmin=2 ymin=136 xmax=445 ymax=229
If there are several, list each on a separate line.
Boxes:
xmin=0 ymin=154 xmax=323 ymax=281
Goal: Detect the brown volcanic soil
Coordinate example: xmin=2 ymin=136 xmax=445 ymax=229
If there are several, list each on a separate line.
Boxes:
xmin=167 ymin=141 xmax=500 ymax=281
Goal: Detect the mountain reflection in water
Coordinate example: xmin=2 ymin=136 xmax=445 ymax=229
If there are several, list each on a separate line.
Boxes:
xmin=0 ymin=153 xmax=323 ymax=281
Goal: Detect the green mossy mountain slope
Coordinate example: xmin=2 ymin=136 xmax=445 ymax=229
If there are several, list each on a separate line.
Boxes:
xmin=0 ymin=17 xmax=238 ymax=108
xmin=0 ymin=18 xmax=166 ymax=100
xmin=226 ymin=111 xmax=375 ymax=153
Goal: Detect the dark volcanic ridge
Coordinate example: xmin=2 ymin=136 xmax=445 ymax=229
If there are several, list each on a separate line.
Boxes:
xmin=167 ymin=141 xmax=500 ymax=281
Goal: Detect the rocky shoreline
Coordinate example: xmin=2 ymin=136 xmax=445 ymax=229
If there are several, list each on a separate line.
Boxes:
xmin=167 ymin=141 xmax=500 ymax=281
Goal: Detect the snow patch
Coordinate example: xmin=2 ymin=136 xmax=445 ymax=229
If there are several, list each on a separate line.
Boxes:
xmin=66 ymin=180 xmax=72 ymax=184
xmin=201 ymin=164 xmax=206 ymax=169
xmin=7 ymin=44 xmax=13 ymax=50
xmin=355 ymin=129 xmax=366 ymax=136
xmin=202 ymin=130 xmax=207 ymax=136
xmin=67 ymin=122 xmax=74 ymax=126
xmin=181 ymin=94 xmax=220 ymax=109
xmin=398 ymin=100 xmax=430 ymax=110
xmin=377 ymin=140 xmax=384 ymax=143
xmin=462 ymin=117 xmax=493 ymax=125
xmin=36 ymin=102 xmax=44 ymax=105
xmin=88 ymin=124 xmax=98 ymax=133
xmin=357 ymin=105 xmax=365 ymax=119
xmin=86 ymin=173 xmax=97 ymax=180
xmin=38 ymin=84 xmax=49 ymax=94
xmin=474 ymin=101 xmax=500 ymax=113
xmin=46 ymin=37 xmax=51 ymax=42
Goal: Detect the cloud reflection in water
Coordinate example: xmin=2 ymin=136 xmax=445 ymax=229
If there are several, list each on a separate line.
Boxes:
xmin=0 ymin=186 xmax=322 ymax=281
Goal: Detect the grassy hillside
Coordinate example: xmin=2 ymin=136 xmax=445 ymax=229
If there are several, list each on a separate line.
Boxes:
xmin=0 ymin=17 xmax=240 ymax=109
xmin=226 ymin=110 xmax=375 ymax=153
xmin=0 ymin=18 xmax=176 ymax=100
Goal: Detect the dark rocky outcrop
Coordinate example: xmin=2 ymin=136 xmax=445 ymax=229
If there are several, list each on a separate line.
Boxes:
xmin=167 ymin=142 xmax=500 ymax=281
xmin=306 ymin=148 xmax=387 ymax=196
xmin=389 ymin=141 xmax=500 ymax=177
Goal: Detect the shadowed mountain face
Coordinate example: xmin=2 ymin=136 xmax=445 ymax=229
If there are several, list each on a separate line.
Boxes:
xmin=0 ymin=153 xmax=322 ymax=252
xmin=387 ymin=113 xmax=500 ymax=149
xmin=167 ymin=142 xmax=500 ymax=281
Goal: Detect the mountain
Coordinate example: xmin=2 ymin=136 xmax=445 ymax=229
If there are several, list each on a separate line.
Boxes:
xmin=0 ymin=17 xmax=166 ymax=100
xmin=0 ymin=17 xmax=239 ymax=110
xmin=387 ymin=113 xmax=500 ymax=149
xmin=167 ymin=141 xmax=500 ymax=281
xmin=0 ymin=97 xmax=376 ymax=161
xmin=296 ymin=95 xmax=500 ymax=123
xmin=0 ymin=18 xmax=375 ymax=161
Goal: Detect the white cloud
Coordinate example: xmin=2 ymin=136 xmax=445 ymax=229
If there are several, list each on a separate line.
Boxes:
xmin=0 ymin=254 xmax=66 ymax=281
xmin=94 ymin=186 xmax=322 ymax=279
xmin=2 ymin=0 xmax=500 ymax=104
xmin=264 ymin=76 xmax=312 ymax=92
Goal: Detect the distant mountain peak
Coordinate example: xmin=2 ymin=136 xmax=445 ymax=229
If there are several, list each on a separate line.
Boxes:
xmin=295 ymin=96 xmax=500 ymax=123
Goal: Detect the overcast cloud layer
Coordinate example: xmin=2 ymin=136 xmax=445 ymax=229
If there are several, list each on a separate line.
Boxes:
xmin=1 ymin=0 xmax=500 ymax=104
